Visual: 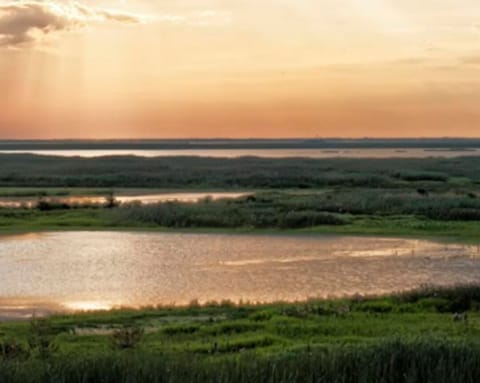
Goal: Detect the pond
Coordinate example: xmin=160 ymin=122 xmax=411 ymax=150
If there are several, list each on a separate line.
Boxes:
xmin=0 ymin=232 xmax=479 ymax=318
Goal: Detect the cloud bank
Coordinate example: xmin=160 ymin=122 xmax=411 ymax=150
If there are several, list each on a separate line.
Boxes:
xmin=0 ymin=1 xmax=143 ymax=47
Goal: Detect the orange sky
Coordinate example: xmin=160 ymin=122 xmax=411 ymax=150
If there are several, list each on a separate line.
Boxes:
xmin=1 ymin=0 xmax=480 ymax=138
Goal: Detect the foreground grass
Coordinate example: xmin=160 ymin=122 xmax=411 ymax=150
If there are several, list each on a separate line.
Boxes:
xmin=1 ymin=286 xmax=480 ymax=382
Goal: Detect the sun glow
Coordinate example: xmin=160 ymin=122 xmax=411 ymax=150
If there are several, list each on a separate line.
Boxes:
xmin=64 ymin=300 xmax=114 ymax=312
xmin=1 ymin=0 xmax=480 ymax=138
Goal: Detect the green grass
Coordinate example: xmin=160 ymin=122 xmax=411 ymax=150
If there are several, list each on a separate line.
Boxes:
xmin=1 ymin=286 xmax=480 ymax=382
xmin=1 ymin=206 xmax=480 ymax=242
xmin=306 ymin=216 xmax=480 ymax=242
xmin=0 ymin=188 xmax=112 ymax=198
xmin=1 ymin=154 xmax=480 ymax=189
xmin=0 ymin=209 xmax=107 ymax=233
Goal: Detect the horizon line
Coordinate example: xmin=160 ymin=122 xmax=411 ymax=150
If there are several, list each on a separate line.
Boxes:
xmin=2 ymin=137 xmax=480 ymax=142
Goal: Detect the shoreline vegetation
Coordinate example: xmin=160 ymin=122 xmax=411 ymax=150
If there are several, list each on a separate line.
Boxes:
xmin=1 ymin=188 xmax=480 ymax=241
xmin=1 ymin=285 xmax=480 ymax=382
xmin=2 ymin=137 xmax=480 ymax=150
xmin=1 ymin=212 xmax=480 ymax=243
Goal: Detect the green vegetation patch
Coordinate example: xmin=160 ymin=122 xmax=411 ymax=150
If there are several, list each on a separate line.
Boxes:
xmin=1 ymin=286 xmax=480 ymax=382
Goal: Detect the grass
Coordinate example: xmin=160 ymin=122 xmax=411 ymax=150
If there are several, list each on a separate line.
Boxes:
xmin=0 ymin=188 xmax=112 ymax=198
xmin=1 ymin=286 xmax=480 ymax=382
xmin=1 ymin=209 xmax=480 ymax=242
xmin=1 ymin=154 xmax=480 ymax=189
xmin=307 ymin=216 xmax=480 ymax=242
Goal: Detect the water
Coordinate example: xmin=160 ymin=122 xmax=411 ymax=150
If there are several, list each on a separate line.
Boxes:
xmin=0 ymin=232 xmax=479 ymax=319
xmin=1 ymin=148 xmax=480 ymax=158
xmin=0 ymin=192 xmax=250 ymax=209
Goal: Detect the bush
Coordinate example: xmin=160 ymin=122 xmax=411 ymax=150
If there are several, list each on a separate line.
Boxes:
xmin=417 ymin=298 xmax=452 ymax=313
xmin=394 ymin=171 xmax=448 ymax=182
xmin=27 ymin=318 xmax=59 ymax=359
xmin=111 ymin=326 xmax=144 ymax=350
xmin=163 ymin=324 xmax=200 ymax=336
xmin=36 ymin=199 xmax=71 ymax=211
xmin=280 ymin=211 xmax=347 ymax=229
xmin=0 ymin=340 xmax=28 ymax=360
xmin=356 ymin=301 xmax=393 ymax=313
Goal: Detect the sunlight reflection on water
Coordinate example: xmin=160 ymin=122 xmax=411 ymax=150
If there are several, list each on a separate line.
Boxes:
xmin=1 ymin=148 xmax=480 ymax=158
xmin=0 ymin=232 xmax=479 ymax=318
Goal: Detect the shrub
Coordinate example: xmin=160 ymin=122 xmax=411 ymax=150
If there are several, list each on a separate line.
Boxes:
xmin=394 ymin=171 xmax=448 ymax=182
xmin=417 ymin=298 xmax=452 ymax=313
xmin=163 ymin=324 xmax=200 ymax=336
xmin=0 ymin=340 xmax=28 ymax=360
xmin=27 ymin=318 xmax=59 ymax=359
xmin=280 ymin=211 xmax=347 ymax=229
xmin=356 ymin=301 xmax=393 ymax=313
xmin=111 ymin=326 xmax=144 ymax=350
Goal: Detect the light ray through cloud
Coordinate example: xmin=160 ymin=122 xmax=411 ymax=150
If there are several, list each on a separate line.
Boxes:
xmin=0 ymin=0 xmax=480 ymax=138
xmin=0 ymin=0 xmax=145 ymax=47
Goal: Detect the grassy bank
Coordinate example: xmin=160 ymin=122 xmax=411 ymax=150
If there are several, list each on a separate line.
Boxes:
xmin=2 ymin=189 xmax=480 ymax=241
xmin=1 ymin=286 xmax=480 ymax=382
xmin=2 ymin=210 xmax=480 ymax=242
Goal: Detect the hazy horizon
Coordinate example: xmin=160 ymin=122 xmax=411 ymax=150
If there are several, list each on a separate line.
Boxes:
xmin=1 ymin=137 xmax=480 ymax=142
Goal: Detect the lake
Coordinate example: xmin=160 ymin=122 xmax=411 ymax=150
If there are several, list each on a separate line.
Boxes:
xmin=0 ymin=232 xmax=479 ymax=319
xmin=1 ymin=148 xmax=480 ymax=158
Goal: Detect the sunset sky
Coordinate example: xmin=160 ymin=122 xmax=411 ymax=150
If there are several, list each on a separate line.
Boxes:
xmin=1 ymin=0 xmax=480 ymax=139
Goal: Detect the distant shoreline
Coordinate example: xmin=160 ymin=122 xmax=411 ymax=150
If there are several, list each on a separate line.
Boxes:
xmin=1 ymin=138 xmax=480 ymax=150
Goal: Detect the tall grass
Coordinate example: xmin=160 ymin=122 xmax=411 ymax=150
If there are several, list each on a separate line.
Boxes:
xmin=0 ymin=340 xmax=479 ymax=383
xmin=109 ymin=189 xmax=480 ymax=229
xmin=1 ymin=154 xmax=480 ymax=188
xmin=1 ymin=286 xmax=480 ymax=382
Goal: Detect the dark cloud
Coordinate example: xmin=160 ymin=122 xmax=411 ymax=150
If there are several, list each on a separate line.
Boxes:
xmin=0 ymin=1 xmax=142 ymax=47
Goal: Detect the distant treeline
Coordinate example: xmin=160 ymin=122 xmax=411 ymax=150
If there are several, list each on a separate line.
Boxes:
xmin=1 ymin=154 xmax=480 ymax=189
xmin=1 ymin=138 xmax=480 ymax=150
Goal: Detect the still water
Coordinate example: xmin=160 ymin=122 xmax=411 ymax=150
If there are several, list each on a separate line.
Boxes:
xmin=0 ymin=232 xmax=479 ymax=318
xmin=0 ymin=192 xmax=249 ymax=209
xmin=1 ymin=148 xmax=480 ymax=158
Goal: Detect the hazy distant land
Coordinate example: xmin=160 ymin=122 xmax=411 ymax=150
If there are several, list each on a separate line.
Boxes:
xmin=1 ymin=138 xmax=480 ymax=150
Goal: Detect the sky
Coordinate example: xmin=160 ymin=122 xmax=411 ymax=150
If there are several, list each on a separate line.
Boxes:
xmin=1 ymin=0 xmax=480 ymax=139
